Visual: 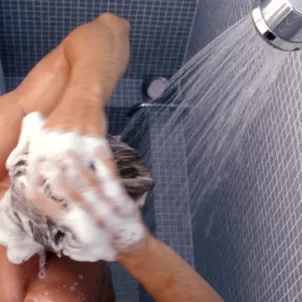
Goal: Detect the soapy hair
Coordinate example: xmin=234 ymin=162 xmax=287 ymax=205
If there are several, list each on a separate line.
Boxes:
xmin=8 ymin=135 xmax=154 ymax=256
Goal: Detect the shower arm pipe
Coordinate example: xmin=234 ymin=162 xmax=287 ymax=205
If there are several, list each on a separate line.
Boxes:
xmin=126 ymin=102 xmax=190 ymax=118
xmin=252 ymin=0 xmax=302 ymax=51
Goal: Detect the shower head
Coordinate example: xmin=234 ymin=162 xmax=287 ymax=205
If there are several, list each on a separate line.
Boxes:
xmin=252 ymin=0 xmax=302 ymax=51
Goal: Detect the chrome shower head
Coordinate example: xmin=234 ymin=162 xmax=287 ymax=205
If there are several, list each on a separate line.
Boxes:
xmin=252 ymin=0 xmax=302 ymax=51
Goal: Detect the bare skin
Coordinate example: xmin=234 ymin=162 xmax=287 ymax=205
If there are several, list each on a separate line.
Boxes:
xmin=0 ymin=13 xmax=223 ymax=302
xmin=0 ymin=13 xmax=129 ymax=301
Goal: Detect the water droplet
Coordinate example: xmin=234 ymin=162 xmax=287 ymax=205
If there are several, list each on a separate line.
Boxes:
xmin=38 ymin=271 xmax=46 ymax=279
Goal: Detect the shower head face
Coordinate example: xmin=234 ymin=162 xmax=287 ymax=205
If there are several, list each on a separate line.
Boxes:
xmin=252 ymin=0 xmax=302 ymax=51
xmin=290 ymin=0 xmax=302 ymax=13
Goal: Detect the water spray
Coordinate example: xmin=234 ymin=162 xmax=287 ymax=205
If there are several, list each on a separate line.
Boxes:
xmin=252 ymin=0 xmax=302 ymax=51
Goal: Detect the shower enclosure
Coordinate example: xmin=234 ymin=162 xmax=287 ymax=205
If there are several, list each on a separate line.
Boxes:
xmin=1 ymin=1 xmax=302 ymax=301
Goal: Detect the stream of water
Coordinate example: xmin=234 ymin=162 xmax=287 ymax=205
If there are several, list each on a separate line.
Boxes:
xmin=122 ymin=15 xmax=288 ymax=221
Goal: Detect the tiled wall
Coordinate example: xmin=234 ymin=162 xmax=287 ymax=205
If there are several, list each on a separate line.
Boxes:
xmin=148 ymin=107 xmax=194 ymax=267
xmin=186 ymin=0 xmax=252 ymax=60
xmin=186 ymin=1 xmax=302 ymax=301
xmin=0 ymin=60 xmax=5 ymax=94
xmin=0 ymin=0 xmax=197 ymax=80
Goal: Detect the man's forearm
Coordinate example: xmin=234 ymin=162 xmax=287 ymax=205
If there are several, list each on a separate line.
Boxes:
xmin=38 ymin=13 xmax=130 ymax=136
xmin=60 ymin=13 xmax=130 ymax=108
xmin=118 ymin=234 xmax=223 ymax=302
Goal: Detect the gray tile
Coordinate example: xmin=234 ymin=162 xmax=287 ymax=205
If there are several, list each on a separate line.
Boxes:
xmin=0 ymin=0 xmax=197 ymax=79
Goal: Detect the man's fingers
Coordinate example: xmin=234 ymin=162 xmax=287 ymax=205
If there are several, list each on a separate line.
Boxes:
xmin=56 ymin=155 xmax=112 ymax=228
xmin=65 ymin=150 xmax=130 ymax=214
xmin=60 ymin=177 xmax=108 ymax=229
xmin=26 ymin=145 xmax=138 ymax=226
xmin=65 ymin=151 xmax=100 ymax=188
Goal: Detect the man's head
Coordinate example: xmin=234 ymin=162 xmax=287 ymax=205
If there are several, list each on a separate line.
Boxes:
xmin=4 ymin=133 xmax=154 ymax=263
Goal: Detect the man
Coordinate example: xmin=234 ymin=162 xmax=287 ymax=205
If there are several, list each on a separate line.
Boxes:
xmin=0 ymin=13 xmax=223 ymax=302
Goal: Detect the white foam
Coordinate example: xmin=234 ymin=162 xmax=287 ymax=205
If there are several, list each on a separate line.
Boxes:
xmin=1 ymin=112 xmax=145 ymax=264
xmin=0 ymin=191 xmax=44 ymax=264
xmin=102 ymin=180 xmax=122 ymax=199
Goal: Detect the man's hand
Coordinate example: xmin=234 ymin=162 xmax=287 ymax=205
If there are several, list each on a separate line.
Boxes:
xmin=28 ymin=148 xmax=147 ymax=259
